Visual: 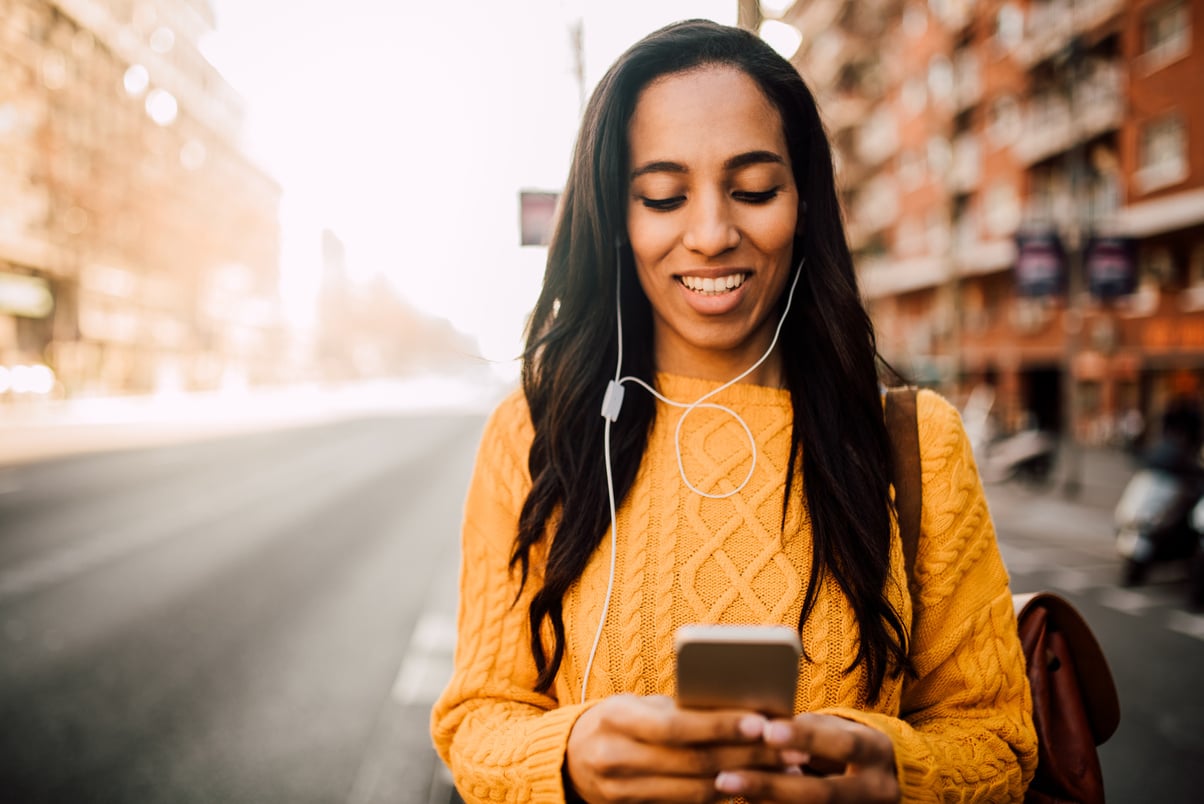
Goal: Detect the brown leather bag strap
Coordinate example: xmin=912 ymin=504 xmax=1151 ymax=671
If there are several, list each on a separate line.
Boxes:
xmin=885 ymin=387 xmax=921 ymax=582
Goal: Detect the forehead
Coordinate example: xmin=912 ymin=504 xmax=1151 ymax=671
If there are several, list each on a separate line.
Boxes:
xmin=627 ymin=65 xmax=788 ymax=164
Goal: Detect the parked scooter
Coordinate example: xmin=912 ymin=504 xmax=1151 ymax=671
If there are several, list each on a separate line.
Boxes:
xmin=1113 ymin=464 xmax=1202 ymax=587
xmin=962 ymin=386 xmax=1058 ymax=486
xmin=1114 ymin=396 xmax=1204 ymax=592
xmin=982 ymin=428 xmax=1059 ymax=486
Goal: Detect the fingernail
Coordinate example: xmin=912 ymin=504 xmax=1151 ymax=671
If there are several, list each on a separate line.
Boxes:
xmin=781 ymin=749 xmax=810 ymax=765
xmin=738 ymin=714 xmax=766 ymax=739
xmin=715 ymin=772 xmax=745 ymax=794
xmin=765 ymin=721 xmax=792 ymax=744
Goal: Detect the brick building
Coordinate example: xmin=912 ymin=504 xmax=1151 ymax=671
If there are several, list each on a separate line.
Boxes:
xmin=747 ymin=0 xmax=1204 ymax=443
xmin=0 ymin=0 xmax=284 ymax=399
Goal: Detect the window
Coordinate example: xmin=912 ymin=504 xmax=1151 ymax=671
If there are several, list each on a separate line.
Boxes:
xmin=984 ymin=182 xmax=1020 ymax=237
xmin=903 ymin=4 xmax=928 ymax=38
xmin=1189 ymin=243 xmax=1204 ymax=287
xmin=901 ymin=76 xmax=927 ymax=115
xmin=926 ymin=136 xmax=952 ymax=175
xmin=987 ymin=95 xmax=1021 ymax=147
xmin=994 ymin=3 xmax=1024 ymax=51
xmin=1137 ymin=115 xmax=1188 ymax=193
xmin=928 ymin=55 xmax=954 ymax=103
xmin=1141 ymin=246 xmax=1175 ymax=288
xmin=897 ymin=216 xmax=924 ymax=256
xmin=898 ymin=148 xmax=926 ymax=190
xmin=1142 ymin=0 xmax=1191 ymax=70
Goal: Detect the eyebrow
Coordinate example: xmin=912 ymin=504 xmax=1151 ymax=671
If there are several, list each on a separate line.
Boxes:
xmin=629 ymin=150 xmax=785 ymax=179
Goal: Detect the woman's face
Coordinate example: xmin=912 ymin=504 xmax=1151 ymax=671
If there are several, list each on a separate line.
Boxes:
xmin=625 ymin=65 xmax=800 ymax=383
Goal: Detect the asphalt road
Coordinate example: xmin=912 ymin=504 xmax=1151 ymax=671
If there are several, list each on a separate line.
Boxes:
xmin=2 ymin=415 xmax=1200 ymax=803
xmin=0 ymin=415 xmax=484 ymax=804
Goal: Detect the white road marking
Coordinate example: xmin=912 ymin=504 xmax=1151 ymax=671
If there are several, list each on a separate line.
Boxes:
xmin=998 ymin=544 xmax=1041 ymax=573
xmin=1165 ymin=610 xmax=1204 ymax=641
xmin=392 ymin=611 xmax=457 ymax=706
xmin=1050 ymin=568 xmax=1097 ymax=592
xmin=1097 ymin=587 xmax=1159 ymax=614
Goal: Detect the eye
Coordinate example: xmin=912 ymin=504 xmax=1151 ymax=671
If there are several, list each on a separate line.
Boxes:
xmin=733 ymin=188 xmax=781 ymax=204
xmin=640 ymin=195 xmax=686 ymax=211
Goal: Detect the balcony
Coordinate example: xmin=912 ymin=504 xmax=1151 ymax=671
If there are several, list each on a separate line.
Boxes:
xmin=1013 ymin=71 xmax=1123 ymax=165
xmin=1014 ymin=97 xmax=1074 ymax=165
xmin=949 ymin=135 xmax=981 ymax=194
xmin=857 ymin=254 xmax=948 ymax=299
xmin=823 ymin=92 xmax=870 ymax=136
xmin=803 ymin=30 xmax=854 ymax=88
xmin=953 ymin=51 xmax=982 ymax=111
xmin=1014 ymin=0 xmax=1125 ymax=67
xmin=850 ymin=175 xmax=900 ymax=237
xmin=1014 ymin=1 xmax=1074 ymax=67
xmin=854 ymin=107 xmax=899 ymax=168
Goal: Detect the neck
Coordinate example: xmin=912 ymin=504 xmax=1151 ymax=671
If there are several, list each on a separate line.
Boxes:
xmin=655 ymin=342 xmax=786 ymax=389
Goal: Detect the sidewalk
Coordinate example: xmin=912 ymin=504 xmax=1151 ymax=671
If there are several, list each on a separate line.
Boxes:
xmin=1041 ymin=442 xmax=1139 ymax=512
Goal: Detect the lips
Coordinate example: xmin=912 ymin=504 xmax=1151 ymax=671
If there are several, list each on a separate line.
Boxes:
xmin=673 ymin=270 xmax=750 ymax=315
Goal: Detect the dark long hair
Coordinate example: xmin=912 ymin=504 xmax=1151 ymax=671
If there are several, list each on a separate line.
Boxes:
xmin=512 ymin=19 xmax=908 ymax=702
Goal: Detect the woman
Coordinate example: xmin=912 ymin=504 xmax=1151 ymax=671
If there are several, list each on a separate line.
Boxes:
xmin=432 ymin=19 xmax=1036 ymax=802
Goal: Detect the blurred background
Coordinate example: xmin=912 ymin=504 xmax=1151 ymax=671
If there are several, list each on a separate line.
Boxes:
xmin=1 ymin=1 xmax=1202 ymax=802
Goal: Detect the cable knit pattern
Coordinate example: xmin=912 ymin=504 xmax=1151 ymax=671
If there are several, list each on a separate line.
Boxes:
xmin=431 ymin=378 xmax=1037 ymax=802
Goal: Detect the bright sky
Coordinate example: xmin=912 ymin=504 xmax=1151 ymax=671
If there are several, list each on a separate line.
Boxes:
xmin=201 ymin=0 xmax=735 ymax=378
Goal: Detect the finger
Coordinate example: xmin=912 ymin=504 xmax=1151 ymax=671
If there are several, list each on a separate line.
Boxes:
xmin=715 ymin=767 xmax=900 ymax=804
xmin=593 ymin=773 xmax=725 ymax=804
xmin=609 ymin=696 xmax=768 ymax=746
xmin=763 ymin=714 xmax=894 ymax=768
xmin=583 ymin=738 xmax=782 ymax=780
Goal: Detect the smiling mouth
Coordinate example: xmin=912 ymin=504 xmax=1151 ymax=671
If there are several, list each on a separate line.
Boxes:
xmin=677 ymin=273 xmax=748 ymax=295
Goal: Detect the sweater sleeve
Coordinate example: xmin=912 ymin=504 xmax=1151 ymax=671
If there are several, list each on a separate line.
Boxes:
xmin=825 ymin=390 xmax=1038 ymax=802
xmin=430 ymin=393 xmax=593 ymax=802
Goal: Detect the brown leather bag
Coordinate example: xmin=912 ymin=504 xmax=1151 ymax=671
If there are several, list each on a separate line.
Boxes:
xmin=885 ymin=387 xmax=1120 ymax=803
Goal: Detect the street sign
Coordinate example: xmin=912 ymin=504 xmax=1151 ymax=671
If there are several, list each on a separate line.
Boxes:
xmin=1014 ymin=230 xmax=1065 ymax=297
xmin=1085 ymin=235 xmax=1137 ymax=300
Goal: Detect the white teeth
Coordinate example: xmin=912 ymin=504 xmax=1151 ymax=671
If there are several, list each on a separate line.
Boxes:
xmin=679 ymin=273 xmax=745 ymax=294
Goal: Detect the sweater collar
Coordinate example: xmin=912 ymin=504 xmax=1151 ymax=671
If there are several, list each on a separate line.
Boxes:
xmin=655 ymin=372 xmax=792 ymax=406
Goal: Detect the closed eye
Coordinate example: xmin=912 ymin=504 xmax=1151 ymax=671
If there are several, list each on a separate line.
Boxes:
xmin=641 ymin=196 xmax=686 ymax=211
xmin=733 ymin=188 xmax=780 ymax=204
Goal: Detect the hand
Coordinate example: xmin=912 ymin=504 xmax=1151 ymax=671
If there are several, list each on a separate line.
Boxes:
xmin=566 ymin=694 xmax=780 ymax=803
xmin=714 ymin=713 xmax=900 ymax=803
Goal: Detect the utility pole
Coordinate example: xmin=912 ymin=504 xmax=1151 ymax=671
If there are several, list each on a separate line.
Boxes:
xmin=737 ymin=0 xmax=762 ymax=31
xmin=1060 ymin=29 xmax=1087 ymax=498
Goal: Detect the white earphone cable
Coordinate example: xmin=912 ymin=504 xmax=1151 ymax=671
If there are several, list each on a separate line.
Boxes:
xmin=582 ymin=251 xmax=805 ymax=702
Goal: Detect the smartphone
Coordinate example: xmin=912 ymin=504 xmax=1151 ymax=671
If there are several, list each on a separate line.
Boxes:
xmin=674 ymin=624 xmax=801 ymax=718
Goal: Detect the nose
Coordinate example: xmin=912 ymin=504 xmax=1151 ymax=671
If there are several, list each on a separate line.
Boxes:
xmin=681 ymin=194 xmax=740 ymax=256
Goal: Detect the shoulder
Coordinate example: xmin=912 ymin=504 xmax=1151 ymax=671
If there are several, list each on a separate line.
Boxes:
xmin=486 ymin=386 xmax=534 ymax=437
xmin=914 ymin=388 xmax=972 ymax=467
xmin=478 ymin=386 xmax=535 ymax=467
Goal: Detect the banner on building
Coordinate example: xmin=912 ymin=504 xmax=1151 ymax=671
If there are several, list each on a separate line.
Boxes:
xmin=1085 ymin=235 xmax=1137 ymax=300
xmin=1014 ymin=230 xmax=1065 ymax=297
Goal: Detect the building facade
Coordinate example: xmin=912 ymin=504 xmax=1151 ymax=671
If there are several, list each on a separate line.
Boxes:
xmin=0 ymin=0 xmax=283 ymax=400
xmin=749 ymin=0 xmax=1204 ymax=444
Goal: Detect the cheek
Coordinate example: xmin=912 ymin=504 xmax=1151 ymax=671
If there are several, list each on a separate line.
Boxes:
xmin=626 ymin=212 xmax=677 ymax=267
xmin=768 ymin=205 xmax=802 ymax=247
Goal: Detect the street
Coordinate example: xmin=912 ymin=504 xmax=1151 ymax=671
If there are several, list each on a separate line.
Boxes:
xmin=1 ymin=416 xmax=1201 ymax=803
xmin=0 ymin=414 xmax=483 ymax=804
xmin=986 ymin=457 xmax=1204 ymax=804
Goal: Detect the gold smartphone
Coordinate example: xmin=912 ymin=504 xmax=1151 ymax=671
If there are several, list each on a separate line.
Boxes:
xmin=674 ymin=624 xmax=801 ymax=718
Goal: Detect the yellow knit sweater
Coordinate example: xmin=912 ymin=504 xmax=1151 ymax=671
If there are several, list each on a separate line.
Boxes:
xmin=432 ymin=376 xmax=1037 ymax=802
